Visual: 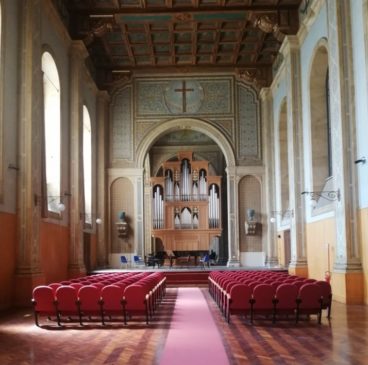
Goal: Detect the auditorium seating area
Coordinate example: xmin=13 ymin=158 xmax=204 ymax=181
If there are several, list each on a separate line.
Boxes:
xmin=31 ymin=272 xmax=166 ymax=327
xmin=32 ymin=270 xmax=332 ymax=329
xmin=208 ymin=271 xmax=332 ymax=324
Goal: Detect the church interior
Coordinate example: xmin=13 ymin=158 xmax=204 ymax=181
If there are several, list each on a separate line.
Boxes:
xmin=1 ymin=0 xmax=368 ymax=364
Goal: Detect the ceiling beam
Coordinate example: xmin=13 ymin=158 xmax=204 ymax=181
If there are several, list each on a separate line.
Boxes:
xmin=75 ymin=5 xmax=300 ymax=16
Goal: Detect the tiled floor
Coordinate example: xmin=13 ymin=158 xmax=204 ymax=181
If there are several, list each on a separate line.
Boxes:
xmin=0 ymin=288 xmax=367 ymax=365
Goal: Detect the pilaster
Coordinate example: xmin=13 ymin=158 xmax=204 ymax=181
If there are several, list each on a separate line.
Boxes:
xmin=96 ymin=90 xmax=110 ymax=268
xmin=281 ymin=36 xmax=308 ymax=271
xmin=15 ymin=0 xmax=45 ymax=306
xmin=327 ymin=1 xmax=362 ymax=277
xmin=226 ymin=166 xmax=240 ymax=267
xmin=260 ymin=87 xmax=278 ymax=266
xmin=68 ymin=41 xmax=88 ymax=276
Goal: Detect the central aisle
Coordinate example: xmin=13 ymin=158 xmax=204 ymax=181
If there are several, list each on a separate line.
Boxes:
xmin=159 ymin=287 xmax=230 ymax=365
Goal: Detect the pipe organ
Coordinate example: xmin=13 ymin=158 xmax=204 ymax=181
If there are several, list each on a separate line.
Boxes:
xmin=151 ymin=151 xmax=222 ymax=252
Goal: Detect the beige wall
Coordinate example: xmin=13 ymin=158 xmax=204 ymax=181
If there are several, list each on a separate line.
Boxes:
xmin=359 ymin=207 xmax=368 ymax=304
xmin=305 ymin=217 xmax=336 ymax=282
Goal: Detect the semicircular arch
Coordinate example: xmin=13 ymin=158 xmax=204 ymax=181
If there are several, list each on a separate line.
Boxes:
xmin=136 ymin=118 xmax=236 ymax=169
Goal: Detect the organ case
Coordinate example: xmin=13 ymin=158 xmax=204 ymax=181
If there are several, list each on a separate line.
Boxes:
xmin=151 ymin=151 xmax=222 ymax=251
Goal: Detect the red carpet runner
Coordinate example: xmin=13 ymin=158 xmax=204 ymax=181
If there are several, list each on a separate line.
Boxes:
xmin=159 ymin=287 xmax=230 ymax=365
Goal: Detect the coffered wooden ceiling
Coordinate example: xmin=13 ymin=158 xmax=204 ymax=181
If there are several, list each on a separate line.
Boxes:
xmin=59 ymin=0 xmax=303 ymax=87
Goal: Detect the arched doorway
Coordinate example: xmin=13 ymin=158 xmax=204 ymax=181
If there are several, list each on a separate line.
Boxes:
xmin=135 ymin=118 xmax=237 ymax=266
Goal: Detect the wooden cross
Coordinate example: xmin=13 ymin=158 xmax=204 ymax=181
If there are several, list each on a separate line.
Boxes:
xmin=174 ymin=80 xmax=194 ymax=113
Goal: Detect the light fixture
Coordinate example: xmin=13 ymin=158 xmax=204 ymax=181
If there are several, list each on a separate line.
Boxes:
xmin=301 ymin=189 xmax=341 ymax=202
xmin=8 ymin=163 xmax=19 ymax=171
xmin=116 ymin=211 xmax=129 ymax=238
xmin=355 ymin=157 xmax=366 ymax=164
xmin=270 ymin=209 xmax=294 ymax=223
xmin=245 ymin=208 xmax=257 ymax=235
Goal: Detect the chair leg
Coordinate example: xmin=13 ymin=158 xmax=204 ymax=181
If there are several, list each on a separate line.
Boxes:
xmin=34 ymin=311 xmax=40 ymax=327
xmin=57 ymin=312 xmax=62 ymax=327
xmin=327 ymin=302 xmax=332 ymax=319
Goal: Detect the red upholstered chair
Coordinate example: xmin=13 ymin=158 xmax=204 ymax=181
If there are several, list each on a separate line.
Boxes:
xmin=249 ymin=281 xmax=263 ymax=291
xmin=250 ymin=284 xmax=276 ymax=323
xmin=55 ymin=285 xmax=81 ymax=326
xmin=274 ymin=283 xmax=298 ymax=322
xmin=70 ymin=283 xmax=83 ymax=291
xmin=123 ymin=284 xmax=150 ymax=324
xmin=222 ymin=281 xmax=239 ymax=316
xmin=315 ymin=281 xmax=332 ymax=319
xmin=48 ymin=283 xmax=62 ymax=294
xmin=226 ymin=284 xmax=252 ymax=323
xmin=32 ymin=286 xmax=58 ymax=327
xmin=101 ymin=285 xmax=125 ymax=324
xmin=296 ymin=283 xmax=323 ymax=324
xmin=78 ymin=285 xmax=104 ymax=325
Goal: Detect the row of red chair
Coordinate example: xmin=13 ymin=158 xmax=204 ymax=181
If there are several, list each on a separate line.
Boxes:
xmin=209 ymin=271 xmax=332 ymax=324
xmin=32 ymin=272 xmax=166 ymax=327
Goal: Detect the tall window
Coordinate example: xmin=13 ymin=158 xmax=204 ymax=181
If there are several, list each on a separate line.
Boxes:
xmin=310 ymin=45 xmax=330 ymax=191
xmin=326 ymin=70 xmax=332 ymax=177
xmin=0 ymin=2 xmax=3 ymax=200
xmin=42 ymin=51 xmax=61 ymax=213
xmin=83 ymin=105 xmax=92 ymax=225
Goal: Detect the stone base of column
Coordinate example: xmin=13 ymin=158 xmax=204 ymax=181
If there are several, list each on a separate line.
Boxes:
xmin=68 ymin=263 xmax=87 ymax=278
xmin=227 ymin=258 xmax=240 ymax=268
xmin=288 ymin=262 xmax=308 ymax=277
xmin=331 ymin=270 xmax=364 ymax=304
xmin=265 ymin=256 xmax=279 ymax=267
xmin=14 ymin=271 xmax=45 ymax=307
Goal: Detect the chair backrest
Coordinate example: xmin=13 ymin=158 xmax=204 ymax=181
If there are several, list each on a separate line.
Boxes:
xmin=275 ymin=283 xmax=298 ymax=310
xmin=229 ymin=284 xmax=252 ymax=310
xmin=55 ymin=286 xmax=79 ymax=314
xmin=101 ymin=285 xmax=124 ymax=312
xmin=123 ymin=285 xmax=147 ymax=310
xmin=252 ymin=284 xmax=275 ymax=309
xmin=32 ymin=286 xmax=55 ymax=312
xmin=120 ymin=255 xmax=128 ymax=264
xmin=315 ymin=281 xmax=332 ymax=306
xmin=70 ymin=283 xmax=83 ymax=291
xmin=133 ymin=255 xmax=143 ymax=263
xmin=78 ymin=285 xmax=101 ymax=312
xmin=298 ymin=283 xmax=323 ymax=309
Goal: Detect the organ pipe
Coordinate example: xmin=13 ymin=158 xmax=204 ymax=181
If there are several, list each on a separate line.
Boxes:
xmin=152 ymin=185 xmax=164 ymax=229
xmin=209 ymin=184 xmax=219 ymax=228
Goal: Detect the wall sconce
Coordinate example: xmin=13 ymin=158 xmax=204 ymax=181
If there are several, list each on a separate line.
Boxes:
xmin=301 ymin=189 xmax=340 ymax=203
xmin=245 ymin=208 xmax=257 ymax=235
xmin=270 ymin=209 xmax=294 ymax=223
xmin=8 ymin=163 xmax=20 ymax=171
xmin=116 ymin=211 xmax=129 ymax=238
xmin=355 ymin=156 xmax=366 ymax=164
xmin=34 ymin=192 xmax=71 ymax=212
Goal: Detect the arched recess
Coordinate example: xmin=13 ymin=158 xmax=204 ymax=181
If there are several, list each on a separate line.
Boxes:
xmin=136 ymin=118 xmax=236 ymax=169
xmin=279 ymin=99 xmax=289 ymax=213
xmin=136 ymin=118 xmax=239 ymax=266
xmin=238 ymin=175 xmax=262 ymax=252
xmin=309 ymin=41 xmax=331 ymax=192
xmin=110 ymin=177 xmax=134 ymax=254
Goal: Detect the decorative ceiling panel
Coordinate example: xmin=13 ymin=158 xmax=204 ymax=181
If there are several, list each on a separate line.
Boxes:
xmin=58 ymin=0 xmax=304 ymax=86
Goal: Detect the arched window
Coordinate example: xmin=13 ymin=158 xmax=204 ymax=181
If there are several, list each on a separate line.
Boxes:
xmin=0 ymin=2 xmax=3 ymax=198
xmin=326 ymin=70 xmax=332 ymax=177
xmin=279 ymin=100 xmax=289 ymax=213
xmin=83 ymin=105 xmax=92 ymax=225
xmin=42 ymin=51 xmax=61 ymax=213
xmin=310 ymin=45 xmax=331 ymax=192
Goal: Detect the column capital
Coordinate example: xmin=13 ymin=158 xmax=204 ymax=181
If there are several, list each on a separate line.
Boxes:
xmin=280 ymin=35 xmax=300 ymax=58
xmin=259 ymin=87 xmax=271 ymax=101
